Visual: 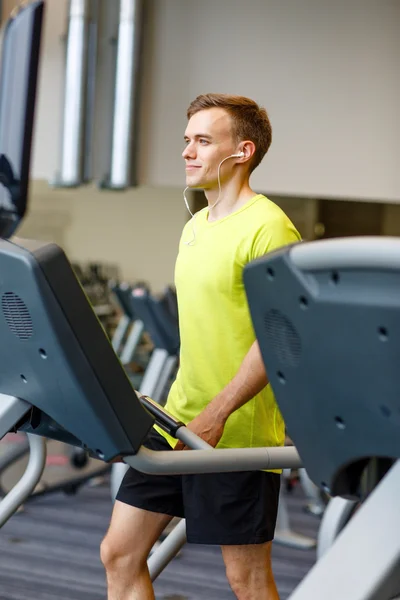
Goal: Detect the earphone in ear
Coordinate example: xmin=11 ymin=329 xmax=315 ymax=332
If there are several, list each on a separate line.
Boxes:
xmin=231 ymin=151 xmax=245 ymax=158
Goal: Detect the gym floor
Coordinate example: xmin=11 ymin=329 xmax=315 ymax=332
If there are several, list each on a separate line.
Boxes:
xmin=0 ymin=478 xmax=318 ymax=600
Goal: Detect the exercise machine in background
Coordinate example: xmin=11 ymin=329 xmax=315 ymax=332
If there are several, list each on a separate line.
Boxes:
xmin=110 ymin=284 xmax=180 ymax=499
xmin=110 ymin=281 xmax=145 ymax=363
xmin=0 ymin=0 xmax=109 ymax=503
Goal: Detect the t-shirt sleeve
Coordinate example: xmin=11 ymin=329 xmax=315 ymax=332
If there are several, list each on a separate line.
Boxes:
xmin=249 ymin=216 xmax=302 ymax=261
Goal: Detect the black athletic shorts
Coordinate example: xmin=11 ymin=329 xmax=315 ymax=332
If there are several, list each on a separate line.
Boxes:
xmin=116 ymin=429 xmax=281 ymax=545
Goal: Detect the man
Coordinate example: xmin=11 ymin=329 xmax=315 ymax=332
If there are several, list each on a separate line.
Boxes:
xmin=101 ymin=94 xmax=301 ymax=600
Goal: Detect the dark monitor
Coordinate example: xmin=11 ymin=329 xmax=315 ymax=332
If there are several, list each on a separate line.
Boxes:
xmin=0 ymin=237 xmax=154 ymax=461
xmin=0 ymin=1 xmax=44 ymax=238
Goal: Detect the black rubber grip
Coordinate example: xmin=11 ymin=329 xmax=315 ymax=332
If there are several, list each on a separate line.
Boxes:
xmin=139 ymin=395 xmax=184 ymax=438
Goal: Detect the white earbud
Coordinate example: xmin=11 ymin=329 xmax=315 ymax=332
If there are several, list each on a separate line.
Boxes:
xmin=230 ymin=151 xmax=245 ymax=158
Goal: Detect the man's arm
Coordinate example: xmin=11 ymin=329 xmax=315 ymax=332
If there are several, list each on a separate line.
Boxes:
xmin=174 ymin=341 xmax=269 ymax=449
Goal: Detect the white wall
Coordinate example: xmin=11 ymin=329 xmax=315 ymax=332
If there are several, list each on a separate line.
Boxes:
xmin=143 ymin=0 xmax=399 ymax=200
xmin=18 ymin=182 xmax=188 ymax=292
xmin=21 ymin=0 xmax=400 ymax=201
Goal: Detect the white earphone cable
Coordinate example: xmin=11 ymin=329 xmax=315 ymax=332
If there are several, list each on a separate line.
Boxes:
xmin=183 ymin=152 xmax=243 ymax=245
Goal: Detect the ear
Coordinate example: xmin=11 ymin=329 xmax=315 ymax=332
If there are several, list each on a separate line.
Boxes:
xmin=238 ymin=141 xmax=256 ymax=162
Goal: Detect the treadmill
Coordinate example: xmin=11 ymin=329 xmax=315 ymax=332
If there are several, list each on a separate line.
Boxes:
xmin=244 ymin=236 xmax=400 ymax=600
xmin=0 ymin=1 xmax=110 ymax=502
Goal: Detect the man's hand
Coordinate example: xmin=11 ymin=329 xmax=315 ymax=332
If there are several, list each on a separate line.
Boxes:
xmin=108 ymin=455 xmax=125 ymax=463
xmin=174 ymin=406 xmax=227 ymax=451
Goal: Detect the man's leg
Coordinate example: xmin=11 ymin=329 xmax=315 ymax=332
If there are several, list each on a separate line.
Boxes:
xmin=100 ymin=500 xmax=173 ymax=600
xmin=183 ymin=469 xmax=281 ymax=600
xmin=103 ymin=429 xmax=184 ymax=599
xmin=221 ymin=542 xmax=279 ymax=600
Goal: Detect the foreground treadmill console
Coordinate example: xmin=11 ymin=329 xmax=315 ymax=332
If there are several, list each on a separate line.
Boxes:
xmin=0 ymin=237 xmax=154 ymax=460
xmin=244 ymin=236 xmax=400 ymax=499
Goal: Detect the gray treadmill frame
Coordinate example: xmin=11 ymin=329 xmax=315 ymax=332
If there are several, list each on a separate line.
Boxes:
xmin=290 ymin=236 xmax=400 ymax=271
xmin=288 ymin=461 xmax=400 ymax=600
xmin=111 ymin=314 xmax=131 ymax=353
xmin=124 ymin=443 xmax=301 ymax=474
xmin=317 ymin=495 xmax=357 ymax=560
xmin=0 ymin=396 xmax=46 ymax=525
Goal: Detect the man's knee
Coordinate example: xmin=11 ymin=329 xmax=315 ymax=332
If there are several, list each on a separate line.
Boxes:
xmin=226 ymin=560 xmax=260 ymax=599
xmin=225 ymin=565 xmax=248 ymax=598
xmin=100 ymin=535 xmax=116 ymax=569
xmin=100 ymin=532 xmax=145 ymax=576
xmin=227 ymin=563 xmax=276 ymax=600
xmin=224 ymin=542 xmax=274 ymax=600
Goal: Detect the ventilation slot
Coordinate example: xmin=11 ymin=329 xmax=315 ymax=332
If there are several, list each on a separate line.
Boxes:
xmin=2 ymin=293 xmax=33 ymax=340
xmin=264 ymin=309 xmax=301 ymax=367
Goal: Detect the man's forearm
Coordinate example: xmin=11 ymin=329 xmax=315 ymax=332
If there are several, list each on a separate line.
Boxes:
xmin=207 ymin=341 xmax=269 ymax=423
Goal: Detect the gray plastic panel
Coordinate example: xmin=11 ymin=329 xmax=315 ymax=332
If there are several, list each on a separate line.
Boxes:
xmin=291 ymin=236 xmax=400 ymax=272
xmin=0 ymin=237 xmax=153 ymax=460
xmin=243 ymin=238 xmax=400 ymax=497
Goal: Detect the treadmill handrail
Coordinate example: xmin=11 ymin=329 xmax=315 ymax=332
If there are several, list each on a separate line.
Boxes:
xmin=0 ymin=433 xmax=46 ymax=527
xmin=139 ymin=395 xmax=185 ymax=438
xmin=290 ymin=236 xmax=400 ymax=271
xmin=125 ymin=445 xmax=301 ymax=475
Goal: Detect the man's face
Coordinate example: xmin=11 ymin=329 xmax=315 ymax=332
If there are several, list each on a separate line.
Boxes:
xmin=182 ymin=108 xmax=237 ymax=189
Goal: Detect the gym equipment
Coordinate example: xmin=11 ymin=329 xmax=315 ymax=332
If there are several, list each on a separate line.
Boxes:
xmin=244 ymin=236 xmax=400 ymax=599
xmin=282 ymin=467 xmax=326 ymax=517
xmin=0 ymin=1 xmax=43 ymax=238
xmin=299 ymin=468 xmax=327 ymax=518
xmin=0 ymin=433 xmax=110 ymax=500
xmin=316 ymin=456 xmax=393 ymax=560
xmin=72 ymin=262 xmax=119 ymax=332
xmin=130 ymin=285 xmax=179 ymax=402
xmin=110 ymin=285 xmax=180 ymax=499
xmin=274 ymin=482 xmax=316 ymax=549
xmin=0 ymin=0 xmax=46 ymax=508
xmin=110 ymin=282 xmax=145 ymax=364
xmin=316 ymin=495 xmax=357 ymax=559
xmin=0 ymin=0 xmax=110 ymax=503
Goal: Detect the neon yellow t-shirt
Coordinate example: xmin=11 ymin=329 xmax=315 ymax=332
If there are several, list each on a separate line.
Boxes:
xmin=155 ymin=194 xmax=301 ymax=457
